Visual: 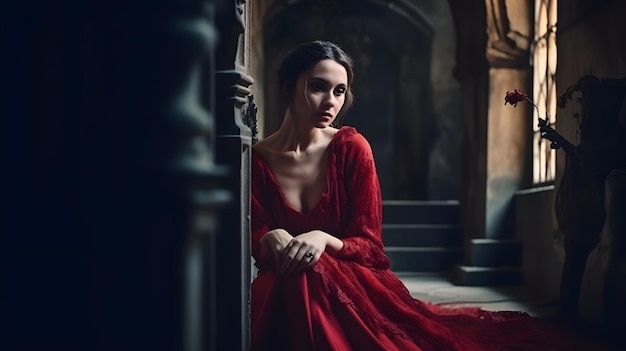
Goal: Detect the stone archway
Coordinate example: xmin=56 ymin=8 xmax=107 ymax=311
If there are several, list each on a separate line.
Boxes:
xmin=259 ymin=0 xmax=461 ymax=200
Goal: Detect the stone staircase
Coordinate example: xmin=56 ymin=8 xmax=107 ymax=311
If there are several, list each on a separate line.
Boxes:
xmin=383 ymin=200 xmax=523 ymax=286
xmin=451 ymin=238 xmax=523 ymax=286
xmin=383 ymin=201 xmax=463 ymax=274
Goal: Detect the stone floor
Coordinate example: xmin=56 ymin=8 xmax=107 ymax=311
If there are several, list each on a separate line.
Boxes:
xmin=397 ymin=272 xmax=621 ymax=350
xmin=397 ymin=272 xmax=560 ymax=317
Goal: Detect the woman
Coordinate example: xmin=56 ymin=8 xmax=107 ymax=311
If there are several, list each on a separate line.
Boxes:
xmin=251 ymin=41 xmax=580 ymax=351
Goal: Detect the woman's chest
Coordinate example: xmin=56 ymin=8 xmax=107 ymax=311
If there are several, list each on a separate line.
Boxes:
xmin=272 ymin=154 xmax=329 ymax=214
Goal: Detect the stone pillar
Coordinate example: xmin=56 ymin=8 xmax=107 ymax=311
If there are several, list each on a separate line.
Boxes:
xmin=215 ymin=1 xmax=254 ymax=350
xmin=449 ymin=0 xmax=532 ymax=241
xmin=484 ymin=0 xmax=532 ymax=239
xmin=155 ymin=3 xmax=231 ymax=350
xmin=4 ymin=0 xmax=229 ymax=350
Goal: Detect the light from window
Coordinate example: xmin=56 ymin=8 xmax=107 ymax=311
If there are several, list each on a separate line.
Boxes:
xmin=532 ymin=0 xmax=557 ymax=184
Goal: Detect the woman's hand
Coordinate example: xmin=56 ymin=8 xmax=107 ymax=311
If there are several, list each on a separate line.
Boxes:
xmin=279 ymin=230 xmax=338 ymax=276
xmin=259 ymin=229 xmax=294 ymax=271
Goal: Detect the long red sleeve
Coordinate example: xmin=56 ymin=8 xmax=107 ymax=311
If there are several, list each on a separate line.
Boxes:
xmin=332 ymin=132 xmax=390 ymax=269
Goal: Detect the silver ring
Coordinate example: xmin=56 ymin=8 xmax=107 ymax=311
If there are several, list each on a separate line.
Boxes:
xmin=304 ymin=250 xmax=314 ymax=259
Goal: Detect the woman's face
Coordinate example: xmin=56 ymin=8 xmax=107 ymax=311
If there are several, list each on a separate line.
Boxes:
xmin=289 ymin=59 xmax=348 ymax=128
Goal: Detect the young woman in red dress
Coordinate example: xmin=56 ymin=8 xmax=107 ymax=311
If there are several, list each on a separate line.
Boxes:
xmin=250 ymin=40 xmax=584 ymax=351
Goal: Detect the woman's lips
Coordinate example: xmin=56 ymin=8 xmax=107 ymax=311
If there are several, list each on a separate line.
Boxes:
xmin=318 ymin=112 xmax=333 ymax=120
xmin=320 ymin=115 xmax=332 ymax=121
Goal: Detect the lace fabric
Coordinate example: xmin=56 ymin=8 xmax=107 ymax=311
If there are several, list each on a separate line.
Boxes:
xmin=251 ymin=126 xmax=579 ymax=350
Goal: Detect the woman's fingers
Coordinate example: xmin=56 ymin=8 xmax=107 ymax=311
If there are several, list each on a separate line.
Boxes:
xmin=280 ymin=244 xmax=316 ymax=276
xmin=279 ymin=244 xmax=302 ymax=275
xmin=260 ymin=229 xmax=294 ymax=272
xmin=279 ymin=233 xmax=327 ymax=275
xmin=293 ymin=250 xmax=318 ymax=275
xmin=268 ymin=241 xmax=284 ymax=269
xmin=272 ymin=244 xmax=283 ymax=270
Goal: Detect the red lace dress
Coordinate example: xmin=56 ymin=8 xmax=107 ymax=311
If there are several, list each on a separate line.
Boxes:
xmin=251 ymin=126 xmax=574 ymax=351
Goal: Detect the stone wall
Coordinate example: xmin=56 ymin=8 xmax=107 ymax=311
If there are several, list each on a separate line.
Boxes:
xmin=428 ymin=0 xmax=463 ymax=200
xmin=515 ymin=186 xmax=563 ymax=303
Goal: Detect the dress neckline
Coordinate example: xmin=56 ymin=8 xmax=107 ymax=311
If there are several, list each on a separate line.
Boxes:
xmin=252 ymin=127 xmax=350 ymax=215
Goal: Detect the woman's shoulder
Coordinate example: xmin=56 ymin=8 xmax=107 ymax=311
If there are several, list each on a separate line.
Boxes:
xmin=252 ymin=133 xmax=273 ymax=152
xmin=251 ymin=139 xmax=273 ymax=176
xmin=251 ymin=133 xmax=279 ymax=164
xmin=334 ymin=125 xmax=372 ymax=152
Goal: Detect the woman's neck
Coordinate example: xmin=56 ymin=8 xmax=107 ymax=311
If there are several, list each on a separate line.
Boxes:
xmin=272 ymin=113 xmax=326 ymax=154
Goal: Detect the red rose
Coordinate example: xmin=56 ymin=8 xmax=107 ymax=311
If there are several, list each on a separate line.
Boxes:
xmin=504 ymin=89 xmax=527 ymax=107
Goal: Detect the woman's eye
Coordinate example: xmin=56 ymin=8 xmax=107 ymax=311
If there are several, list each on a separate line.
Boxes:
xmin=310 ymin=83 xmax=325 ymax=91
xmin=334 ymin=88 xmax=346 ymax=96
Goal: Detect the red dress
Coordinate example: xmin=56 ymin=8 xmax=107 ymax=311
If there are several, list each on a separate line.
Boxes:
xmin=251 ymin=126 xmax=576 ymax=351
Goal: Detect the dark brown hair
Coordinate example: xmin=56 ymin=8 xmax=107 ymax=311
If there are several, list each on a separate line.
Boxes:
xmin=278 ymin=40 xmax=355 ymax=125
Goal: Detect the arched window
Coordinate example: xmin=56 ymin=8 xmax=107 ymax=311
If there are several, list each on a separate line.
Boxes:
xmin=532 ymin=0 xmax=557 ymax=184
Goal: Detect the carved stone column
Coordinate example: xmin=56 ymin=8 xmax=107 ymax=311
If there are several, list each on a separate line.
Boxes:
xmin=215 ymin=1 xmax=254 ymax=350
xmin=4 ymin=1 xmax=228 ymax=350
xmin=85 ymin=2 xmax=231 ymax=350
xmin=155 ymin=3 xmax=231 ymax=350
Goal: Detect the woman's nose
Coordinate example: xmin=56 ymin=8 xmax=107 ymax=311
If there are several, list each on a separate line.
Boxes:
xmin=322 ymin=92 xmax=335 ymax=106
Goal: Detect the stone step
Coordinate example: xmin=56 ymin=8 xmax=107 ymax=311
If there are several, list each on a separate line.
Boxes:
xmin=383 ymin=200 xmax=460 ymax=225
xmin=385 ymin=246 xmax=463 ymax=273
xmin=383 ymin=224 xmax=462 ymax=247
xmin=451 ymin=265 xmax=523 ymax=286
xmin=468 ymin=239 xmax=522 ymax=267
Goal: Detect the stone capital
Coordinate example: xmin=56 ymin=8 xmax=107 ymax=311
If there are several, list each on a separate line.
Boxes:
xmin=485 ymin=0 xmax=531 ymax=69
